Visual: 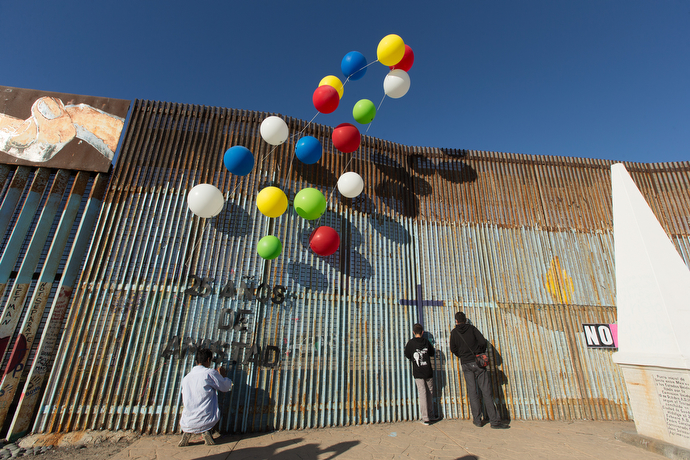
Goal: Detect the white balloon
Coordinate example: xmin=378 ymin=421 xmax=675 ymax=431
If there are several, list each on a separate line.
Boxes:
xmin=260 ymin=116 xmax=289 ymax=145
xmin=383 ymin=69 xmax=411 ymax=99
xmin=187 ymin=184 xmax=225 ymax=218
xmin=337 ymin=172 xmax=364 ymax=198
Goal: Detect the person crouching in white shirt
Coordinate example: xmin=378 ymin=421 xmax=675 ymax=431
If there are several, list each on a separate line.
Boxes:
xmin=178 ymin=348 xmax=233 ymax=447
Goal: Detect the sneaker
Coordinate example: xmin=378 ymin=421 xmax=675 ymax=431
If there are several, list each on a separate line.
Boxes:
xmin=178 ymin=432 xmax=191 ymax=447
xmin=202 ymin=430 xmax=216 ymax=445
xmin=421 ymin=420 xmax=431 ymax=425
xmin=490 ymin=423 xmax=510 ymax=429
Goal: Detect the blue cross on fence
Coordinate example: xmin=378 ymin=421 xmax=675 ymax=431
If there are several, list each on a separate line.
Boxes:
xmin=399 ymin=284 xmax=444 ymax=327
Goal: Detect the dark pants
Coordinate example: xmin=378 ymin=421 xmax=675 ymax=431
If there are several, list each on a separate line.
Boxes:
xmin=461 ymin=361 xmax=501 ymax=425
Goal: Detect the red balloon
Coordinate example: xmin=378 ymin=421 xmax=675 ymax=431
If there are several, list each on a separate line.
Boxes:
xmin=310 ymin=226 xmax=340 ymax=256
xmin=332 ymin=123 xmax=361 ymax=153
xmin=313 ymin=85 xmax=339 ymax=114
xmin=390 ymin=45 xmax=414 ymax=72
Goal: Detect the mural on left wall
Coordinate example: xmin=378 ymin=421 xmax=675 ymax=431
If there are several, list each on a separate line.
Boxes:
xmin=0 ymin=86 xmax=130 ymax=172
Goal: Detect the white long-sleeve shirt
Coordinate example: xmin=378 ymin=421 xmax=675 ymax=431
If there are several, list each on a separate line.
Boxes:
xmin=180 ymin=365 xmax=233 ymax=433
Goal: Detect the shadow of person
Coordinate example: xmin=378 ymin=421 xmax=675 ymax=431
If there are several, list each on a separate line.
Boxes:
xmin=219 ymin=364 xmax=277 ymax=433
xmin=195 ymin=439 xmax=303 ymax=459
xmin=203 ymin=440 xmax=360 ymax=460
xmin=419 ymin=331 xmax=447 ymax=420
xmin=488 ymin=343 xmax=511 ymax=423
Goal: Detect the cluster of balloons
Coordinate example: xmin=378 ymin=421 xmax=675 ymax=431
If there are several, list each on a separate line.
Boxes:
xmin=187 ymin=34 xmax=414 ymax=261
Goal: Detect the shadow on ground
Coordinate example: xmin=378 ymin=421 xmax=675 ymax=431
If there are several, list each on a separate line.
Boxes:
xmin=197 ymin=437 xmax=360 ymax=459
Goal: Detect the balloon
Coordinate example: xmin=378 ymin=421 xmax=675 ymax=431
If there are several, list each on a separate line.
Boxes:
xmin=295 ymin=136 xmax=322 ymax=164
xmin=332 ymin=123 xmax=361 ymax=153
xmin=383 ymin=69 xmax=411 ymax=99
xmin=352 ymin=99 xmax=376 ymax=124
xmin=310 ymin=226 xmax=340 ymax=256
xmin=390 ymin=44 xmax=414 ymax=72
xmin=377 ymin=34 xmax=405 ymax=66
xmin=257 ymin=235 xmax=282 ymax=260
xmin=319 ymin=75 xmax=344 ymax=99
xmin=337 ymin=172 xmax=364 ymax=198
xmin=187 ymin=184 xmax=225 ymax=218
xmin=313 ymin=85 xmax=339 ymax=114
xmin=256 ymin=186 xmax=288 ymax=218
xmin=260 ymin=116 xmax=289 ymax=145
xmin=294 ymin=187 xmax=327 ymax=220
xmin=341 ymin=51 xmax=367 ymax=81
xmin=223 ymin=146 xmax=254 ymax=176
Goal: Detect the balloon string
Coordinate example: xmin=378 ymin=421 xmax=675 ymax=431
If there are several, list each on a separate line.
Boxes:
xmin=375 ymin=93 xmax=387 ymax=111
xmin=340 ymin=153 xmax=356 ymax=175
xmin=285 ymin=154 xmax=296 ymax=189
xmin=362 ymin=60 xmax=380 ymax=71
xmin=227 ymin=175 xmax=246 ymax=199
xmin=279 ymin=111 xmax=320 ymax=188
xmin=260 ymin=111 xmax=320 ymax=171
xmin=295 ymin=112 xmax=320 ymax=139
xmin=365 ymin=94 xmax=387 ymax=134
xmin=183 ymin=219 xmax=210 ymax=271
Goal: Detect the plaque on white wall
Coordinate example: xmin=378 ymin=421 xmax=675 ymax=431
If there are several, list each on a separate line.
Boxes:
xmin=653 ymin=371 xmax=690 ymax=443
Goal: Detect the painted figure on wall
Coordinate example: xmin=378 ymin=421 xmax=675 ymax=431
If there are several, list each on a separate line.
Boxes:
xmin=0 ymin=86 xmax=130 ymax=172
xmin=0 ymin=96 xmax=124 ymax=162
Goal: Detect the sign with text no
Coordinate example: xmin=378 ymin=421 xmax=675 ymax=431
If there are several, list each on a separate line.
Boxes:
xmin=582 ymin=323 xmax=618 ymax=348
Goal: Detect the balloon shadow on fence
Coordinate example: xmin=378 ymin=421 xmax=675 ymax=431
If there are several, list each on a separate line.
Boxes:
xmin=349 ymin=194 xmax=415 ymax=245
xmin=293 ymin=159 xmax=339 ymax=190
xmin=287 ymin=260 xmax=331 ymax=292
xmin=406 ymin=155 xmax=478 ymax=185
xmin=211 ymin=201 xmax=252 ymax=237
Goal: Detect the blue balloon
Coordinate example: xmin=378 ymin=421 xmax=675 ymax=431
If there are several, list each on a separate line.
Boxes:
xmin=295 ymin=136 xmax=322 ymax=164
xmin=223 ymin=146 xmax=254 ymax=176
xmin=341 ymin=51 xmax=367 ymax=81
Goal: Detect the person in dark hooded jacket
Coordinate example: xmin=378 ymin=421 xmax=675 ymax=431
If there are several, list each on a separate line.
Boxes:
xmin=449 ymin=312 xmax=509 ymax=429
xmin=404 ymin=323 xmax=438 ymax=424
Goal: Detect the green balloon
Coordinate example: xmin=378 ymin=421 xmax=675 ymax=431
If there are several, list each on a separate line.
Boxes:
xmin=294 ymin=188 xmax=327 ymax=220
xmin=257 ymin=235 xmax=282 ymax=260
xmin=352 ymin=99 xmax=376 ymax=124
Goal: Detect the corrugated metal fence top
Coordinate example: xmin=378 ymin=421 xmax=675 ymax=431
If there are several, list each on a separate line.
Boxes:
xmin=31 ymin=100 xmax=688 ymax=435
xmin=111 ymin=101 xmax=690 ymax=235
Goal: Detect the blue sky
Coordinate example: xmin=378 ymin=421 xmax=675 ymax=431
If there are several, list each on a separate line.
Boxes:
xmin=1 ymin=0 xmax=688 ymax=163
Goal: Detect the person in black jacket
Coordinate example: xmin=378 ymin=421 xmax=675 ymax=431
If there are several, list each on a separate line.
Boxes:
xmin=404 ymin=323 xmax=438 ymax=425
xmin=449 ymin=312 xmax=509 ymax=429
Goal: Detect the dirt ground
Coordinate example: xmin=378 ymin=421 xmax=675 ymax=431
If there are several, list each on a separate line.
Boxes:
xmin=16 ymin=430 xmax=139 ymax=459
xmin=27 ymin=441 xmax=132 ymax=459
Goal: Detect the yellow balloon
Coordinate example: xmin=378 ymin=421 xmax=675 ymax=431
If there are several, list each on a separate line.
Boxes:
xmin=319 ymin=75 xmax=344 ymax=99
xmin=377 ymin=34 xmax=405 ymax=66
xmin=256 ymin=186 xmax=288 ymax=218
